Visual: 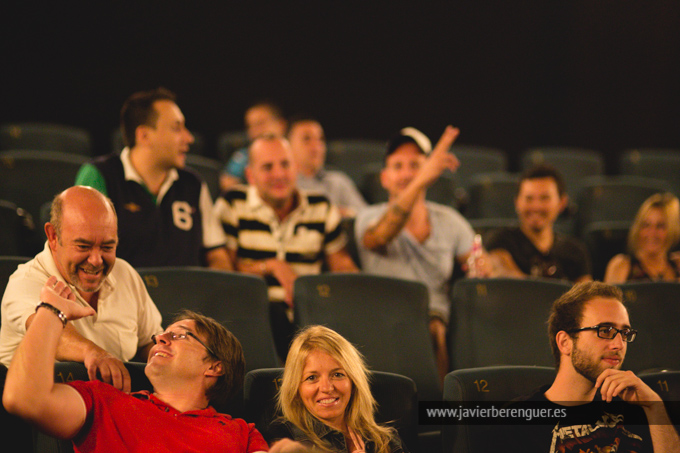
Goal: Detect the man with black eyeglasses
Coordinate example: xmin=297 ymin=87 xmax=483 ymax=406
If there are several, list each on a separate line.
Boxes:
xmin=499 ymin=281 xmax=679 ymax=452
xmin=2 ymin=279 xmax=269 ymax=452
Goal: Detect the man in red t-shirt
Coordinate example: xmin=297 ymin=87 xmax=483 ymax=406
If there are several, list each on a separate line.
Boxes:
xmin=2 ymin=278 xmax=268 ymax=452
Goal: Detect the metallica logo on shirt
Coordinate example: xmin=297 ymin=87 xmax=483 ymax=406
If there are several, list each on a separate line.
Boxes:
xmin=548 ymin=411 xmax=645 ymax=453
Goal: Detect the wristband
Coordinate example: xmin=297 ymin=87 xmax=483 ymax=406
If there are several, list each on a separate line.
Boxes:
xmin=36 ymin=302 xmax=68 ymax=327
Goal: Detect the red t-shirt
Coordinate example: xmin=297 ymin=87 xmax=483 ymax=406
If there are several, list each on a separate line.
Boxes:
xmin=68 ymin=380 xmax=269 ymax=452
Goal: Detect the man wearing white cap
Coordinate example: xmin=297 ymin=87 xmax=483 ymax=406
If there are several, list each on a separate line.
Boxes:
xmin=355 ymin=126 xmax=491 ymax=383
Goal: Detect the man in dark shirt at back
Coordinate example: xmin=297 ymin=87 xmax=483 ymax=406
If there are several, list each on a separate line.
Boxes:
xmin=486 ymin=164 xmax=591 ymax=282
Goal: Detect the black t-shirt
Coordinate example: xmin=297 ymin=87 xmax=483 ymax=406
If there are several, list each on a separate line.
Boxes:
xmin=495 ymin=385 xmax=653 ymax=453
xmin=486 ymin=227 xmax=591 ymax=281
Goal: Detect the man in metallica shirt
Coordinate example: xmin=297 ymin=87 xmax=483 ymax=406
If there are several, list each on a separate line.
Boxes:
xmin=501 ymin=282 xmax=679 ymax=452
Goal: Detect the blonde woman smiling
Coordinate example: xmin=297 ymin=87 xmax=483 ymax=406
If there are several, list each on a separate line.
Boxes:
xmin=605 ymin=192 xmax=680 ymax=283
xmin=269 ymin=325 xmax=407 ymax=453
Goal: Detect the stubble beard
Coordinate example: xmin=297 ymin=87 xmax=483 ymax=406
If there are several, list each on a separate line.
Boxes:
xmin=571 ymin=342 xmax=623 ymax=384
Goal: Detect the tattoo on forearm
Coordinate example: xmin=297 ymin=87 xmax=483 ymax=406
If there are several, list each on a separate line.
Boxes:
xmin=391 ymin=203 xmax=411 ymax=218
xmin=364 ymin=203 xmax=410 ymax=252
xmin=385 ymin=204 xmax=410 ymax=231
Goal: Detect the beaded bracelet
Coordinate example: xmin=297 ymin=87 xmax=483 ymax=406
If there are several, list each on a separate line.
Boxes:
xmin=36 ymin=302 xmax=68 ymax=327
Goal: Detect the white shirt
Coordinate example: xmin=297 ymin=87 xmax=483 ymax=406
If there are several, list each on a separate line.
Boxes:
xmin=0 ymin=243 xmax=163 ymax=367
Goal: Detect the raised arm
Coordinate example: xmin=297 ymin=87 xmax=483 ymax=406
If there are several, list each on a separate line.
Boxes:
xmin=362 ymin=126 xmax=460 ymax=251
xmin=3 ymin=277 xmax=97 ymax=439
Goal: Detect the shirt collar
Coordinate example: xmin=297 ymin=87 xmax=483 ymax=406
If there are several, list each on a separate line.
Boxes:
xmin=120 ymin=147 xmax=179 ymax=203
xmin=132 ymin=391 xmax=224 ymax=417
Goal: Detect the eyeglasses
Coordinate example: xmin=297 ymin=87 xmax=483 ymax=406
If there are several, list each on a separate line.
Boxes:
xmin=567 ymin=325 xmax=638 ymax=343
xmin=151 ymin=330 xmax=217 ymax=357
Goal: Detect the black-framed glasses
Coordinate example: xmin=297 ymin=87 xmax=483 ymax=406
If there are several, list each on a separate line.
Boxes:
xmin=151 ymin=330 xmax=217 ymax=357
xmin=567 ymin=325 xmax=637 ymax=343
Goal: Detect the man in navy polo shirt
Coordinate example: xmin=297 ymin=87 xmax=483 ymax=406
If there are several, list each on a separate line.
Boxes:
xmin=75 ymin=88 xmax=231 ymax=270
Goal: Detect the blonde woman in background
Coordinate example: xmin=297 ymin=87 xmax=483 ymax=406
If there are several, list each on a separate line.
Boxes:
xmin=269 ymin=325 xmax=407 ymax=453
xmin=605 ymin=192 xmax=680 ymax=283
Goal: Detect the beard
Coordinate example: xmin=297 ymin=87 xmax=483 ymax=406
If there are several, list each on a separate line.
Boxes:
xmin=67 ymin=261 xmax=111 ymax=294
xmin=571 ymin=341 xmax=624 ymax=383
xmin=522 ymin=212 xmax=550 ymax=233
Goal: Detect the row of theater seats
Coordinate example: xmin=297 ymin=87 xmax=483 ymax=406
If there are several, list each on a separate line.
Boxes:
xmin=19 ymin=362 xmax=680 ymax=453
xmin=449 ymin=278 xmax=680 ymax=374
xmin=2 ymin=146 xmax=679 ymax=281
xmin=31 ymin=363 xmax=420 ymax=453
xmin=0 ymin=122 xmax=270 ymax=164
xmin=2 ymin=261 xmax=679 ymax=452
xmin=0 ymin=124 xmax=680 ymax=279
xmin=2 ymin=261 xmax=679 ymax=400
xmin=3 ymin=121 xmax=680 ymax=202
xmin=5 ymin=120 xmax=680 ymax=189
xmin=4 ymin=123 xmax=680 ymax=194
xmin=0 ymin=260 xmax=439 ymax=401
xmin=4 ymin=121 xmax=680 ymax=192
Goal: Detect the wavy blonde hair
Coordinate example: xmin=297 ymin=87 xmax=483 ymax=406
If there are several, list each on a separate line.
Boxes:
xmin=277 ymin=325 xmax=396 ymax=453
xmin=628 ymin=192 xmax=680 ymax=254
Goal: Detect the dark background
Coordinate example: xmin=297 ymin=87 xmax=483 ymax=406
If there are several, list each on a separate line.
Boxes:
xmin=2 ymin=2 xmax=679 ymax=173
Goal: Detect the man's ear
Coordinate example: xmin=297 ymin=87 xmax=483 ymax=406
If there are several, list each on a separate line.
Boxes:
xmin=556 ymin=330 xmax=573 ymax=357
xmin=45 ymin=223 xmax=58 ymax=251
xmin=135 ymin=125 xmax=151 ymax=146
xmin=205 ymin=361 xmax=225 ymax=378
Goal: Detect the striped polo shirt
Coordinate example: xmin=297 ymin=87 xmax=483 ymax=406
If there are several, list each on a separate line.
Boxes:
xmin=214 ymin=185 xmax=347 ymax=302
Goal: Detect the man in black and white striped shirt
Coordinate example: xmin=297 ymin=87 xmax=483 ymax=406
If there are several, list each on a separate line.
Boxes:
xmin=214 ymin=135 xmax=358 ymax=359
